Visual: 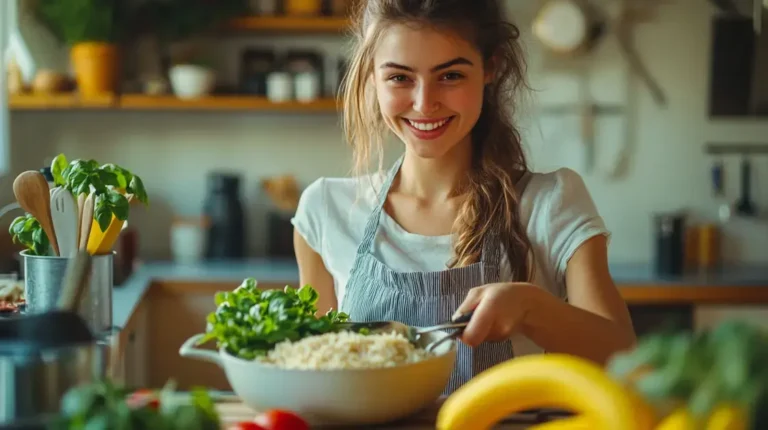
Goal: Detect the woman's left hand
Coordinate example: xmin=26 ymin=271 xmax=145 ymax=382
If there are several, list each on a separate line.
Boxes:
xmin=451 ymin=282 xmax=541 ymax=347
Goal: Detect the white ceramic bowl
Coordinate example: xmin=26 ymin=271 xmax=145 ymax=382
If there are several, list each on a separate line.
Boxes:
xmin=169 ymin=65 xmax=215 ymax=99
xmin=179 ymin=331 xmax=457 ymax=426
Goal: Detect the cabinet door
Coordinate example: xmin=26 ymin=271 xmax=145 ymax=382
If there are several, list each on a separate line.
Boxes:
xmin=695 ymin=305 xmax=768 ymax=331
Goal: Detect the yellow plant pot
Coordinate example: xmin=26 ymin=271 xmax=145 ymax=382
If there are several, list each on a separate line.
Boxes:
xmin=70 ymin=42 xmax=119 ymax=97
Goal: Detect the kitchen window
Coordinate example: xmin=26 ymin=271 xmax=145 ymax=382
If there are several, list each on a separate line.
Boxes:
xmin=0 ymin=0 xmax=13 ymax=177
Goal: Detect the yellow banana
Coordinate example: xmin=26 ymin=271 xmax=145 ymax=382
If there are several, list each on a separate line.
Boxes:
xmin=529 ymin=415 xmax=594 ymax=430
xmin=436 ymin=354 xmax=657 ymax=430
xmin=706 ymin=404 xmax=747 ymax=430
xmin=655 ymin=405 xmax=747 ymax=430
xmin=655 ymin=408 xmax=695 ymax=430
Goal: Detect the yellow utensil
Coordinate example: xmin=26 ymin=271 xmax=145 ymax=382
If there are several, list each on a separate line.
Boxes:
xmin=86 ymin=194 xmax=134 ymax=255
xmin=86 ymin=215 xmax=125 ymax=255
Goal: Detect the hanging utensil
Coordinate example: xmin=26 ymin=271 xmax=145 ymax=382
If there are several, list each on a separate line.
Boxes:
xmin=13 ymin=171 xmax=59 ymax=256
xmin=711 ymin=158 xmax=732 ymax=223
xmin=735 ymin=157 xmax=757 ymax=217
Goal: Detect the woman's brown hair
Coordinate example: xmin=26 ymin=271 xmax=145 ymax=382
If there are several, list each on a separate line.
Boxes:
xmin=340 ymin=0 xmax=534 ymax=282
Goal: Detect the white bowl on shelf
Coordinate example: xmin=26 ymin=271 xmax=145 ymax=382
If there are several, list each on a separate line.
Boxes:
xmin=169 ymin=65 xmax=215 ymax=99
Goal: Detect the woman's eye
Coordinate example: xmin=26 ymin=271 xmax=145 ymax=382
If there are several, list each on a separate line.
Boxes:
xmin=388 ymin=75 xmax=410 ymax=82
xmin=442 ymin=72 xmax=464 ymax=81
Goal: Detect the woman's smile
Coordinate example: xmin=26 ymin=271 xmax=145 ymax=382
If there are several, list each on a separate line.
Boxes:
xmin=402 ymin=116 xmax=456 ymax=140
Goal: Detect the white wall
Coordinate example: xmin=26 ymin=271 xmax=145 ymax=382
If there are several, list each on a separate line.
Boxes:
xmin=5 ymin=1 xmax=768 ymax=263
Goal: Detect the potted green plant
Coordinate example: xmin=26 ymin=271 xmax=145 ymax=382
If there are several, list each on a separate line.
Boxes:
xmin=33 ymin=0 xmax=128 ymax=97
xmin=132 ymin=0 xmax=248 ymax=74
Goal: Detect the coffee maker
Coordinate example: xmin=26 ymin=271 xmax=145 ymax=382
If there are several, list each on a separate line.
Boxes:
xmin=653 ymin=211 xmax=686 ymax=276
xmin=202 ymin=172 xmax=246 ymax=260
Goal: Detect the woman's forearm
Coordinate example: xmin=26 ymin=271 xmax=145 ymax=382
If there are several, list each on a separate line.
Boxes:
xmin=520 ymin=287 xmax=637 ymax=366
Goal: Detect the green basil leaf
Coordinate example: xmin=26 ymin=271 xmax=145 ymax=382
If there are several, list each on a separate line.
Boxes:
xmin=98 ymin=170 xmax=120 ymax=188
xmin=94 ymin=201 xmax=113 ymax=233
xmin=110 ymin=193 xmax=130 ymax=221
xmin=128 ymin=175 xmax=149 ymax=205
xmin=51 ymin=153 xmax=68 ymax=186
xmin=76 ymin=181 xmax=91 ymax=196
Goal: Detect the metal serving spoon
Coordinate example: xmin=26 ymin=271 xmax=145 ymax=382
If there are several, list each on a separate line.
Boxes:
xmin=338 ymin=311 xmax=474 ymax=352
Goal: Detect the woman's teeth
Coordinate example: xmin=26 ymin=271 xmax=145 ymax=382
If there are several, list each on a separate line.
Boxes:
xmin=407 ymin=118 xmax=450 ymax=131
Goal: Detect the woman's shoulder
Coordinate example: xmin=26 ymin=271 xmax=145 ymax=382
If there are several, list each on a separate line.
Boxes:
xmin=522 ymin=167 xmax=594 ymax=210
xmin=298 ymin=172 xmax=385 ymax=209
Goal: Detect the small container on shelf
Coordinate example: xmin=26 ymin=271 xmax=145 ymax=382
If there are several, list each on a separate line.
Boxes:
xmin=285 ymin=0 xmax=322 ymax=16
xmin=250 ymin=0 xmax=279 ymax=15
xmin=240 ymin=48 xmax=277 ymax=96
xmin=267 ymin=71 xmax=293 ymax=102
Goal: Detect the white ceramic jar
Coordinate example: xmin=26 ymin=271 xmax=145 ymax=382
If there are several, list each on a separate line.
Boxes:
xmin=267 ymin=72 xmax=293 ymax=102
xmin=294 ymin=71 xmax=320 ymax=102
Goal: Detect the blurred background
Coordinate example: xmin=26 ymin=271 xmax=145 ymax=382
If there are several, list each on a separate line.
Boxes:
xmin=0 ymin=0 xmax=766 ymax=275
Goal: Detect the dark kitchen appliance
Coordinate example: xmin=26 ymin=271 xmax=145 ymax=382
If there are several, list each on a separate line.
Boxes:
xmin=203 ymin=172 xmax=246 ymax=260
xmin=240 ymin=48 xmax=277 ymax=96
xmin=653 ymin=212 xmax=686 ymax=276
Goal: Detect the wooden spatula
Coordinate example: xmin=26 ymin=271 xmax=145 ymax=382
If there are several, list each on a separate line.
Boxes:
xmin=79 ymin=194 xmax=95 ymax=251
xmin=13 ymin=171 xmax=59 ymax=256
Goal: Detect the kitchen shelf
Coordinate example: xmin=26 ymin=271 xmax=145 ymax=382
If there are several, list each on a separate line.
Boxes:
xmin=118 ymin=95 xmax=339 ymax=111
xmin=225 ymin=15 xmax=351 ymax=33
xmin=10 ymin=93 xmax=116 ymax=110
xmin=10 ymin=93 xmax=339 ymax=112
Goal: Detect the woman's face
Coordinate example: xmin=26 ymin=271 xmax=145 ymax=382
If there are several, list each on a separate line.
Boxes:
xmin=372 ymin=23 xmax=490 ymax=160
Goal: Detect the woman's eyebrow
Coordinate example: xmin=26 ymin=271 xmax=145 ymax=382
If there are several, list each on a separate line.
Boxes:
xmin=379 ymin=57 xmax=474 ymax=72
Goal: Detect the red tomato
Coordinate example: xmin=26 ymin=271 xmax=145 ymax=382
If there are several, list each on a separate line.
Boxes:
xmin=253 ymin=410 xmax=309 ymax=430
xmin=127 ymin=389 xmax=159 ymax=410
xmin=231 ymin=422 xmax=267 ymax=430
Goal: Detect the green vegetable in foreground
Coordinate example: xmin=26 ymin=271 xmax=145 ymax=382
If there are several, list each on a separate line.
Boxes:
xmin=50 ymin=379 xmax=219 ymax=430
xmin=198 ymin=278 xmax=350 ymax=360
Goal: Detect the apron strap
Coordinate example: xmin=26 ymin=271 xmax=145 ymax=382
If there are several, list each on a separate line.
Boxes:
xmin=356 ymin=154 xmax=404 ymax=256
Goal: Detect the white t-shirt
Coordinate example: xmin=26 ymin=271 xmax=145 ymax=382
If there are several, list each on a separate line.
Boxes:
xmin=291 ymin=167 xmax=610 ymax=354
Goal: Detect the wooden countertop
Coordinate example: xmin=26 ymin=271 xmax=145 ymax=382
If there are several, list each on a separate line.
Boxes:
xmin=215 ymin=398 xmax=565 ymax=429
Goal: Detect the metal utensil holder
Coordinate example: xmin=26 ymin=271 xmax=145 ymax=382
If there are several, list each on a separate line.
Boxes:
xmin=21 ymin=251 xmax=113 ymax=335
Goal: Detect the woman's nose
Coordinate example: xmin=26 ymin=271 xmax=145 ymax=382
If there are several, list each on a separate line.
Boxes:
xmin=412 ymin=83 xmax=439 ymax=115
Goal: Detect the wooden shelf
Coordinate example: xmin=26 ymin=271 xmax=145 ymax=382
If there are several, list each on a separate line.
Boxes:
xmin=118 ymin=95 xmax=339 ymax=111
xmin=226 ymin=15 xmax=350 ymax=33
xmin=10 ymin=93 xmax=339 ymax=112
xmin=10 ymin=93 xmax=116 ymax=110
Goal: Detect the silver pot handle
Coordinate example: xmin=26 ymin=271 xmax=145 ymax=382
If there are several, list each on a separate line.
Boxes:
xmin=179 ymin=333 xmax=222 ymax=366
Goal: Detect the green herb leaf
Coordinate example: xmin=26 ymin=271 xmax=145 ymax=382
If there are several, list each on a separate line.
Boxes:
xmin=94 ymin=197 xmax=114 ymax=232
xmin=203 ymin=281 xmax=348 ymax=359
xmin=51 ymin=153 xmax=68 ymax=186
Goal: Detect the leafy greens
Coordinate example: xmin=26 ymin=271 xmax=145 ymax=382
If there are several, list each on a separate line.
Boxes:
xmin=50 ymin=379 xmax=219 ymax=430
xmin=198 ymin=278 xmax=350 ymax=360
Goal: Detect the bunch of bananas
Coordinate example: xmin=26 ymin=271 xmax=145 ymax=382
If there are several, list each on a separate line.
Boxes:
xmin=436 ymin=320 xmax=768 ymax=430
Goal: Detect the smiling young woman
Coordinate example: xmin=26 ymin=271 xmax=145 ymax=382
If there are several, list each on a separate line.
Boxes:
xmin=291 ymin=0 xmax=636 ymax=396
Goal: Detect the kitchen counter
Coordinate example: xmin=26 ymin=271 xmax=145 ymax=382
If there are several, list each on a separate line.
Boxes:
xmin=214 ymin=397 xmax=567 ymax=429
xmin=112 ymin=259 xmax=768 ymax=331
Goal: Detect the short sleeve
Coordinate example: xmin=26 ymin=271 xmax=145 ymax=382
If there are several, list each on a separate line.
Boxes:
xmin=290 ymin=177 xmax=327 ymax=253
xmin=544 ymin=168 xmax=611 ymax=283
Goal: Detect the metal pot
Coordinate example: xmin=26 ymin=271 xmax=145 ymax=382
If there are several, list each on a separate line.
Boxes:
xmin=0 ymin=340 xmax=106 ymax=425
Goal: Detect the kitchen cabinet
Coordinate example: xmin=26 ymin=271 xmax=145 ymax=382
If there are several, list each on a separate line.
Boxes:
xmin=115 ymin=280 xmax=287 ymax=390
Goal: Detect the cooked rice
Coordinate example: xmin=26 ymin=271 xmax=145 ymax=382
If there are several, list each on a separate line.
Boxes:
xmin=258 ymin=330 xmax=433 ymax=370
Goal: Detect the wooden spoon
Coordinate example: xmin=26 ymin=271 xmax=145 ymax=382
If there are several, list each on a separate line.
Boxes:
xmin=13 ymin=171 xmax=59 ymax=256
xmin=76 ymin=193 xmax=86 ymax=246
xmin=78 ymin=194 xmax=95 ymax=251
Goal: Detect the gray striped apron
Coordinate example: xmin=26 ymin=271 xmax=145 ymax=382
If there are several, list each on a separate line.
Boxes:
xmin=340 ymin=155 xmax=529 ymax=395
